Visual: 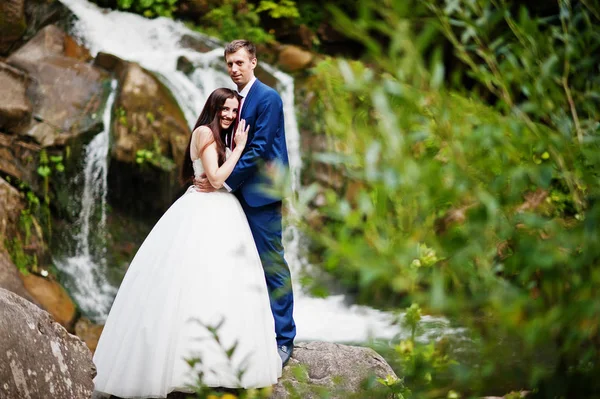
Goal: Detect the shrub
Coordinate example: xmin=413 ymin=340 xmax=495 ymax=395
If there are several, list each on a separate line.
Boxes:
xmin=299 ymin=0 xmax=600 ymax=397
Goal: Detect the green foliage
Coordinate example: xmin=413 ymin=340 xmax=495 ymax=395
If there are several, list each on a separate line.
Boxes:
xmin=4 ymin=237 xmax=36 ymax=275
xmin=185 ymin=318 xmax=273 ymax=399
xmin=116 ymin=0 xmax=178 ymax=18
xmin=36 ymin=150 xmax=65 ymax=239
xmin=299 ymin=0 xmax=600 ymax=397
xmin=190 ymin=0 xmax=274 ymax=45
xmin=20 ymin=191 xmax=40 ymax=245
xmin=2 ymin=179 xmax=44 ymax=275
xmin=146 ymin=111 xmax=155 ymax=123
xmin=116 ymin=106 xmax=128 ymax=126
xmin=135 ymin=137 xmax=176 ymax=171
xmin=256 ymin=0 xmax=299 ymax=19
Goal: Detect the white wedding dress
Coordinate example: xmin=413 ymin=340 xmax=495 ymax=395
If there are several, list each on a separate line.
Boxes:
xmin=93 ymin=153 xmax=282 ymax=398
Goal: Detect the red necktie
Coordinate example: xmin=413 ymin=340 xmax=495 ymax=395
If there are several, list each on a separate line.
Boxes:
xmin=231 ymin=94 xmax=245 ymax=151
xmin=230 ymin=120 xmax=237 ymax=150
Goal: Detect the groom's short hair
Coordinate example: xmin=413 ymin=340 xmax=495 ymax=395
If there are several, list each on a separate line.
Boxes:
xmin=224 ymin=40 xmax=257 ymax=60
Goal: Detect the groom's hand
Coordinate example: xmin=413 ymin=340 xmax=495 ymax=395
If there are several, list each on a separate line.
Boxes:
xmin=194 ymin=174 xmax=217 ymax=192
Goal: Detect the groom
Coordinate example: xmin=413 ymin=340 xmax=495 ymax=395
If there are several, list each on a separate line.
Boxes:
xmin=197 ymin=40 xmax=296 ymax=366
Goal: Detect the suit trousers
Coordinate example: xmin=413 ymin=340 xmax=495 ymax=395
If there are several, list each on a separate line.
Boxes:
xmin=238 ymin=195 xmax=296 ymax=348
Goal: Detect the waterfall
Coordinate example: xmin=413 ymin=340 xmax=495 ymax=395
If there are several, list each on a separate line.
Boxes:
xmin=58 ymin=0 xmax=465 ymax=343
xmin=54 ymin=79 xmax=118 ymax=320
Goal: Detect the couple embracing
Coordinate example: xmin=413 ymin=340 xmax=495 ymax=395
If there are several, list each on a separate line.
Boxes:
xmin=93 ymin=40 xmax=296 ymax=398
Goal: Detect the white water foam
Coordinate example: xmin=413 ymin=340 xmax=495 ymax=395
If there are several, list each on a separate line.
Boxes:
xmin=54 ymin=79 xmax=118 ymax=319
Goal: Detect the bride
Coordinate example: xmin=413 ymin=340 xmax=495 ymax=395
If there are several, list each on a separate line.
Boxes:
xmin=93 ymin=88 xmax=282 ymax=398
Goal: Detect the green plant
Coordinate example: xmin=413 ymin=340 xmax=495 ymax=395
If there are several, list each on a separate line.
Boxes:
xmin=256 ymin=0 xmax=299 ymax=19
xmin=146 ymin=111 xmax=156 ymax=123
xmin=4 ymin=237 xmax=36 ymax=274
xmin=299 ymin=0 xmax=600 ymax=397
xmin=116 ymin=106 xmax=128 ymax=126
xmin=135 ymin=137 xmax=176 ymax=171
xmin=185 ymin=319 xmax=273 ymax=399
xmin=36 ymin=150 xmax=65 ymax=238
xmin=192 ymin=1 xmax=274 ymax=45
xmin=116 ymin=0 xmax=178 ymax=18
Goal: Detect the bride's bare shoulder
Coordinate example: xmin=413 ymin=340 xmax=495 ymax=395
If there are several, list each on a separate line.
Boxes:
xmin=192 ymin=125 xmax=215 ymax=146
xmin=192 ymin=125 xmax=213 ymax=137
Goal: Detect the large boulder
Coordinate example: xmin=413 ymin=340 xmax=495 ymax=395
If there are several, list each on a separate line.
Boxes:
xmin=0 ymin=287 xmax=95 ymax=399
xmin=0 ymin=0 xmax=26 ymax=54
xmin=0 ymin=61 xmax=31 ymax=131
xmin=272 ymin=341 xmax=398 ymax=398
xmin=7 ymin=24 xmax=111 ymax=146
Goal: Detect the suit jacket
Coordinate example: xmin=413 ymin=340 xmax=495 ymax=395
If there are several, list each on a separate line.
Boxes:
xmin=225 ymin=79 xmax=289 ymax=207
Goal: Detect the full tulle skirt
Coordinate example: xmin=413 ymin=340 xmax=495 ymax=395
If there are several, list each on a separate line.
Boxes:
xmin=92 ymin=189 xmax=282 ymax=398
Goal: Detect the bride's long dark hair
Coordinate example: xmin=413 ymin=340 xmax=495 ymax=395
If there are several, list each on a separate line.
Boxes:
xmin=180 ymin=88 xmax=239 ymax=184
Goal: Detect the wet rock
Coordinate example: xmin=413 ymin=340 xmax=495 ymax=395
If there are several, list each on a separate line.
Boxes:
xmin=74 ymin=317 xmax=104 ymax=354
xmin=178 ymin=33 xmax=219 ymax=53
xmin=272 ymin=341 xmax=398 ymax=398
xmin=63 ymin=34 xmax=93 ymax=62
xmin=277 ymin=45 xmax=314 ymax=72
xmin=7 ymin=24 xmax=64 ymax=67
xmin=21 ymin=273 xmax=77 ymax=331
xmin=0 ymin=0 xmax=27 ymax=54
xmin=0 ymin=61 xmax=31 ymax=132
xmin=176 ymin=55 xmax=195 ymax=75
xmin=21 ymin=0 xmax=72 ymax=50
xmin=0 ymin=287 xmax=95 ymax=399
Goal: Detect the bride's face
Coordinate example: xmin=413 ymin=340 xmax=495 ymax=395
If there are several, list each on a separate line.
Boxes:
xmin=220 ymin=97 xmax=239 ymax=130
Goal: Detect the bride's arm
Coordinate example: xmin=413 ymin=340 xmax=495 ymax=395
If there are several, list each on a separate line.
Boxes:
xmin=195 ymin=126 xmax=245 ymax=189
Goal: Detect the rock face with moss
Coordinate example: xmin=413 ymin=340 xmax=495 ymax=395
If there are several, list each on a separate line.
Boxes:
xmin=0 ymin=288 xmax=95 ymax=399
xmin=0 ymin=177 xmax=43 ymax=301
xmin=95 ymin=52 xmax=191 ymax=216
xmin=272 ymin=341 xmax=398 ymax=398
xmin=0 ymin=251 xmax=33 ymax=301
xmin=0 ymin=24 xmax=115 ymax=223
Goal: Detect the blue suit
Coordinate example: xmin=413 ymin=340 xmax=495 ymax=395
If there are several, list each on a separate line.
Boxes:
xmin=225 ymin=79 xmax=296 ymax=348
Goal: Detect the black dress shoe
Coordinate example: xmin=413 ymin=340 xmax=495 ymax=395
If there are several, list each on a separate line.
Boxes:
xmin=278 ymin=345 xmax=293 ymax=366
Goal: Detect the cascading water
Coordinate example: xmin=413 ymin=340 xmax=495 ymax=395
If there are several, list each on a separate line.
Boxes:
xmin=58 ymin=0 xmax=465 ymax=342
xmin=54 ymin=79 xmax=118 ymax=320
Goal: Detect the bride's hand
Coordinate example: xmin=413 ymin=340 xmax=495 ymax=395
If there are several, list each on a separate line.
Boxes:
xmin=234 ymin=119 xmax=249 ymax=148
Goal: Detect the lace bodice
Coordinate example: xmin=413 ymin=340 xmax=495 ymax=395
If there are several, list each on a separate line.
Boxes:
xmin=192 ymin=158 xmax=204 ymax=178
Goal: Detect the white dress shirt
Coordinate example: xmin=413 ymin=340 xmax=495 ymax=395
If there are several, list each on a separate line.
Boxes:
xmin=237 ymin=75 xmax=256 ymax=117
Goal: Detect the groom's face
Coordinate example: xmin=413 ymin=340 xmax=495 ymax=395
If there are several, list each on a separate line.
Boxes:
xmin=225 ymin=48 xmax=257 ymax=90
